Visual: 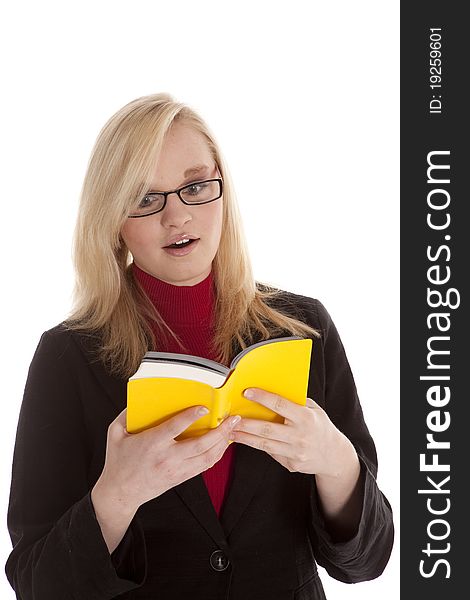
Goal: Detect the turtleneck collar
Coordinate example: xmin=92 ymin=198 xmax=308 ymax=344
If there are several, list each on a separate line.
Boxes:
xmin=132 ymin=262 xmax=215 ymax=327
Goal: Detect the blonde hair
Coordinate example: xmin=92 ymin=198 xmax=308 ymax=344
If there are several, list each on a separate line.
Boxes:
xmin=67 ymin=93 xmax=319 ymax=377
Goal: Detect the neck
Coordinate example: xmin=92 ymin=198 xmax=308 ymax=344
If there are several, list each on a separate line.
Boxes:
xmin=132 ymin=263 xmax=215 ymax=327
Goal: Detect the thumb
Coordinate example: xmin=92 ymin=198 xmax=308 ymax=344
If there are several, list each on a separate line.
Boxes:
xmin=113 ymin=407 xmax=128 ymax=433
xmin=306 ymin=397 xmax=315 ymax=408
xmin=107 ymin=408 xmax=129 ymax=442
xmin=115 ymin=407 xmax=128 ymax=425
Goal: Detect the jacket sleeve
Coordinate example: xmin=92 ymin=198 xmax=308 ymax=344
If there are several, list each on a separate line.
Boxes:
xmin=306 ymin=300 xmax=394 ymax=583
xmin=5 ymin=329 xmax=147 ymax=600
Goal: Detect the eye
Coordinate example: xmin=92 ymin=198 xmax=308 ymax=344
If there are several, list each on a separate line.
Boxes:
xmin=138 ymin=194 xmax=156 ymax=208
xmin=185 ymin=182 xmax=208 ymax=196
xmin=130 ymin=193 xmax=165 ymax=216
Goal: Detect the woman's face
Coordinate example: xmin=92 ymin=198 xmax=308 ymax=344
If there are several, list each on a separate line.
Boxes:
xmin=121 ymin=122 xmax=223 ymax=286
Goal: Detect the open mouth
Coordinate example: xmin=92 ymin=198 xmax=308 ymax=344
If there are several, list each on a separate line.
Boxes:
xmin=164 ymin=238 xmax=198 ymax=249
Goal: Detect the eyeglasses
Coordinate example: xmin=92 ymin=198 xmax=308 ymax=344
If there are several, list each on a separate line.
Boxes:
xmin=128 ymin=178 xmax=223 ymax=218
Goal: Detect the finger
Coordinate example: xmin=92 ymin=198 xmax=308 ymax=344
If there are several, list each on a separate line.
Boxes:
xmin=243 ymin=388 xmax=302 ymax=420
xmin=182 ymin=431 xmax=233 ymax=475
xmin=158 ymin=405 xmax=212 ymax=440
xmin=232 ymin=418 xmax=289 ymax=443
xmin=230 ymin=430 xmax=295 ymax=459
xmin=177 ymin=415 xmax=241 ymax=459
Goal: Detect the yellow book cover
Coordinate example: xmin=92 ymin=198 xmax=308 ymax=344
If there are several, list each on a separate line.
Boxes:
xmin=126 ymin=336 xmax=312 ymax=439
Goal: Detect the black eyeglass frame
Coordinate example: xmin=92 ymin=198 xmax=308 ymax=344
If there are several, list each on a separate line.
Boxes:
xmin=128 ymin=178 xmax=223 ymax=218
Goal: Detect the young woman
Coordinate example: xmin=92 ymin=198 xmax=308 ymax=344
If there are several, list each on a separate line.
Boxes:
xmin=5 ymin=93 xmax=394 ymax=599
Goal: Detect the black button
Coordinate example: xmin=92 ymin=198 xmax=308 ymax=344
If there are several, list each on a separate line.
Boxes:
xmin=210 ymin=550 xmax=230 ymax=571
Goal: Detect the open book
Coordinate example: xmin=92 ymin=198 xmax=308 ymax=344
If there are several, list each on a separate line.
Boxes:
xmin=126 ymin=336 xmax=312 ymax=439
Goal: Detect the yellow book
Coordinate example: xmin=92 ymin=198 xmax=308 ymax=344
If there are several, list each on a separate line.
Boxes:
xmin=126 ymin=336 xmax=312 ymax=440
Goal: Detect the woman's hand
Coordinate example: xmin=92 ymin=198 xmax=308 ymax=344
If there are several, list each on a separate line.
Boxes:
xmin=230 ymin=388 xmax=354 ymax=477
xmin=91 ymin=406 xmax=240 ymax=553
xmin=95 ymin=406 xmax=240 ymax=515
xmin=230 ymin=388 xmax=363 ymax=538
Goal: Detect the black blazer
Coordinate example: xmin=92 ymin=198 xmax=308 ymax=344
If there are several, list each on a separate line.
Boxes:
xmin=5 ymin=292 xmax=393 ymax=600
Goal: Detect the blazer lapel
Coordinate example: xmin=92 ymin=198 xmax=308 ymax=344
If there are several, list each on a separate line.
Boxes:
xmin=220 ymin=444 xmax=274 ymax=537
xmin=173 ymin=477 xmax=227 ymax=548
xmin=173 ymin=444 xmax=274 ymax=548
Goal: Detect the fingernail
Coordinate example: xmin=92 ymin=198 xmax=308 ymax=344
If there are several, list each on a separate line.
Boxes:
xmin=244 ymin=389 xmax=254 ymax=399
xmin=230 ymin=415 xmax=241 ymax=427
xmin=198 ymin=407 xmax=210 ymax=416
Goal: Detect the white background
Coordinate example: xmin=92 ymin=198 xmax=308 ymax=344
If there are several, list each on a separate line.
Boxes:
xmin=0 ymin=1 xmax=399 ymax=598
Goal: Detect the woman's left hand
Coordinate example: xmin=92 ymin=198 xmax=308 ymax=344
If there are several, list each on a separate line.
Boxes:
xmin=230 ymin=388 xmax=354 ymax=477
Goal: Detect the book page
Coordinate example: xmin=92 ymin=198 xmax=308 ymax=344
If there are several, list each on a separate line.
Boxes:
xmin=130 ymin=361 xmax=226 ymax=387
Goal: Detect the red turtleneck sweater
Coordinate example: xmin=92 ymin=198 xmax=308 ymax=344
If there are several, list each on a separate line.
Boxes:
xmin=132 ymin=263 xmax=235 ymax=518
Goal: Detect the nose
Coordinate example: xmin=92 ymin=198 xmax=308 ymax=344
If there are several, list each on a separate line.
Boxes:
xmin=159 ymin=193 xmax=192 ymax=229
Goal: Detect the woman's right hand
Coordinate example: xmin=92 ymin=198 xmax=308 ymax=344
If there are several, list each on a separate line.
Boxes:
xmin=94 ymin=406 xmax=240 ymax=514
xmin=91 ymin=406 xmax=240 ymax=553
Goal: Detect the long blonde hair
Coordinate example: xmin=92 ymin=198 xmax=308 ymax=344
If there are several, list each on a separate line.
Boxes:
xmin=67 ymin=93 xmax=318 ymax=377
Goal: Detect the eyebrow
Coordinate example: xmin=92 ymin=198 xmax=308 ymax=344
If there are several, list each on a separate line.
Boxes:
xmin=147 ymin=164 xmax=214 ymax=194
xmin=182 ymin=164 xmax=211 ymax=182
